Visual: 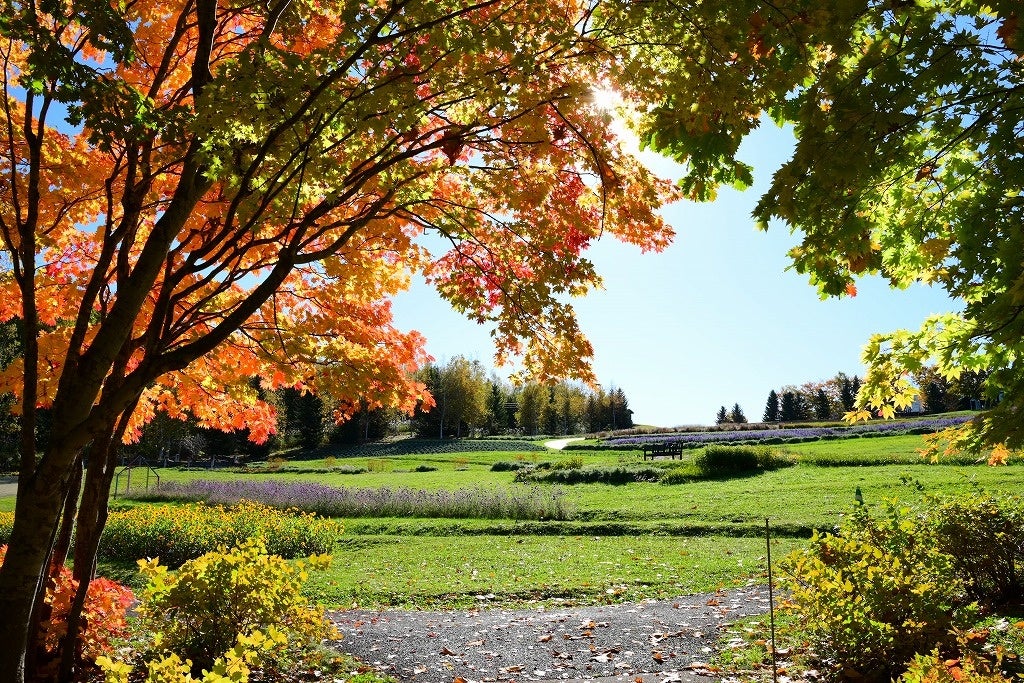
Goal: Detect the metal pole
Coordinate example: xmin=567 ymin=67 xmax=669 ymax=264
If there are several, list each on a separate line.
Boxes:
xmin=766 ymin=517 xmax=778 ymax=683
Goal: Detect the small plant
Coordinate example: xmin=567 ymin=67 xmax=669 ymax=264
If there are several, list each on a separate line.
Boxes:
xmin=551 ymin=456 xmax=584 ymax=470
xmin=366 ymin=458 xmax=390 ymax=472
xmin=266 ymin=456 xmax=286 ymax=472
xmin=323 ymin=456 xmax=337 ymax=469
xmin=413 ymin=464 xmax=438 ymax=472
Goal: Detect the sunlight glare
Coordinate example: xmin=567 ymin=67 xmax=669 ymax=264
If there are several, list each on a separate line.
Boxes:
xmin=590 ymin=85 xmax=622 ymax=112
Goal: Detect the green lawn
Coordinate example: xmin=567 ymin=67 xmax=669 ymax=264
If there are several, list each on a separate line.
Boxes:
xmin=5 ymin=432 xmax=1023 ymax=609
xmin=303 ymin=534 xmax=800 ymax=609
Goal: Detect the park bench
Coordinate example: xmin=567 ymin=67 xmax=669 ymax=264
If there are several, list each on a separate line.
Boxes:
xmin=641 ymin=442 xmax=684 ymax=460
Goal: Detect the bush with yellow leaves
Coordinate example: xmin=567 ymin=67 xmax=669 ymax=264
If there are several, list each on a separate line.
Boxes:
xmin=98 ymin=538 xmax=337 ymax=681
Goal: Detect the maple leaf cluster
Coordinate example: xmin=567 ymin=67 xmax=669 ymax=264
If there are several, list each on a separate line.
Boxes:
xmin=0 ymin=0 xmax=677 ymax=446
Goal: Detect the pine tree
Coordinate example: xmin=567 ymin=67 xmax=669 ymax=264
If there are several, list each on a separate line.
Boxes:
xmin=813 ymin=389 xmax=832 ymax=420
xmin=715 ymin=406 xmax=729 ymax=424
xmin=837 ymin=375 xmax=854 ymax=411
xmin=763 ymin=390 xmax=780 ymax=422
xmin=729 ymin=403 xmax=747 ymax=423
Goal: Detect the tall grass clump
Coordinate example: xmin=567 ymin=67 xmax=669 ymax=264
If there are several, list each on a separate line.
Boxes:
xmin=694 ymin=445 xmax=792 ymax=477
xmin=139 ymin=480 xmax=574 ymax=521
xmin=100 ymin=500 xmax=343 ymax=566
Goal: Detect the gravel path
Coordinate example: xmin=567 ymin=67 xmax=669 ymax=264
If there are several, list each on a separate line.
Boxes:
xmin=329 ymin=586 xmax=771 ymax=683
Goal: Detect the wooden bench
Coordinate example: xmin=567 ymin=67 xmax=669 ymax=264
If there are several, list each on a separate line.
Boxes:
xmin=641 ymin=443 xmax=684 ymax=460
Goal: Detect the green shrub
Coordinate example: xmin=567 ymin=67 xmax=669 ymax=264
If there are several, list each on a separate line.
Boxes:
xmin=782 ymin=505 xmax=973 ymax=681
xmin=490 ymin=461 xmax=530 ymax=472
xmin=925 ymin=492 xmax=1024 ymax=605
xmin=659 ymin=467 xmax=700 ymax=485
xmin=135 ymin=538 xmax=335 ymax=673
xmin=550 ymin=456 xmax=584 ymax=470
xmin=694 ymin=446 xmax=760 ymax=476
xmin=412 ymin=464 xmax=438 ymax=472
xmin=517 ymin=465 xmax=662 ymax=485
xmin=331 ymin=465 xmax=368 ymax=474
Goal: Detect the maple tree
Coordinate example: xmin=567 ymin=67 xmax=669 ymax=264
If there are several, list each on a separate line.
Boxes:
xmin=0 ymin=1 xmax=677 ymax=679
xmin=599 ymin=0 xmax=1023 ymax=453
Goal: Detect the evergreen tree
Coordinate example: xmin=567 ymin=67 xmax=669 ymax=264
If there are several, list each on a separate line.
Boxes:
xmin=780 ymin=392 xmax=798 ymax=422
xmin=813 ymin=389 xmax=833 ymax=420
xmin=729 ymin=403 xmax=747 ymax=423
xmin=838 ymin=373 xmax=857 ymax=411
xmin=609 ymin=387 xmax=634 ymax=429
xmin=763 ymin=390 xmax=780 ymax=422
xmin=484 ymin=381 xmax=510 ymax=435
xmin=715 ymin=406 xmax=729 ymax=424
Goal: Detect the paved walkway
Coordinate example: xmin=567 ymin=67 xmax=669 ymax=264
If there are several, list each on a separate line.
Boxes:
xmin=330 ymin=586 xmax=771 ymax=683
xmin=543 ymin=438 xmax=585 ymax=450
xmin=0 ymin=476 xmax=17 ymax=498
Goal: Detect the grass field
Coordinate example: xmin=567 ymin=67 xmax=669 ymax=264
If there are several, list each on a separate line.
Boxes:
xmin=3 ymin=429 xmax=1021 ymax=609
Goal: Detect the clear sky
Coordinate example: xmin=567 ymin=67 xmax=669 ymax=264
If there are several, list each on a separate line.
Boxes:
xmin=390 ymin=123 xmax=955 ymax=427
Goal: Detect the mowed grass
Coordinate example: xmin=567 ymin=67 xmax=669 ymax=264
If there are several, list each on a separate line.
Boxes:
xmin=6 ymin=431 xmax=1024 ymax=609
xmin=303 ymin=534 xmax=800 ymax=609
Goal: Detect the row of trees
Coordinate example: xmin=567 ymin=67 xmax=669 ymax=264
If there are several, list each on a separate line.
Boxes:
xmin=411 ymin=357 xmax=634 ymax=437
xmin=762 ymin=372 xmax=863 ymax=423
xmin=715 ymin=403 xmax=747 ymax=424
xmin=758 ymin=367 xmax=989 ymax=425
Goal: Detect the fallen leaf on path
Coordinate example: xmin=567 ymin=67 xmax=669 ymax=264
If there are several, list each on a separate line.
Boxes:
xmin=440 ymin=647 xmax=457 ymax=656
xmin=538 ymin=634 xmax=552 ymax=643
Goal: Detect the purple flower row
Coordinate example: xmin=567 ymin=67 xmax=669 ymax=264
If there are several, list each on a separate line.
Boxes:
xmin=142 ymin=479 xmax=573 ymax=520
xmin=603 ymin=416 xmax=972 ymax=448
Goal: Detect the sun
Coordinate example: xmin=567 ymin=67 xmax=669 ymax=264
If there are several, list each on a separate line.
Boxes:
xmin=590 ymin=85 xmax=623 ymax=112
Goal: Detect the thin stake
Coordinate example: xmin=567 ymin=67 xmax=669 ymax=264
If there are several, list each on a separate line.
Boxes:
xmin=766 ymin=517 xmax=778 ymax=683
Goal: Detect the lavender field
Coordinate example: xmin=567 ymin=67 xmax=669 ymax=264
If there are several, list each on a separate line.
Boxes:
xmin=140 ymin=478 xmax=574 ymax=520
xmin=601 ymin=415 xmax=972 ymax=449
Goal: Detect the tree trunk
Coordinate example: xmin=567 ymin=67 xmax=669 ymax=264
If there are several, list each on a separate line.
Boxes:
xmin=0 ymin=454 xmax=77 ymax=682
xmin=51 ymin=456 xmax=84 ymax=570
xmin=59 ymin=424 xmax=124 ymax=682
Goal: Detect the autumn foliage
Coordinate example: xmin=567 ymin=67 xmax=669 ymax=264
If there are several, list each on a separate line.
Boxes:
xmin=0 ymin=1 xmax=677 ymax=679
xmin=0 ymin=546 xmax=134 ymax=675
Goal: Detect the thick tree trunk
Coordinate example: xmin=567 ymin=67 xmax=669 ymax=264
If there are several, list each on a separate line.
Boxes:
xmin=0 ymin=456 xmax=76 ymax=682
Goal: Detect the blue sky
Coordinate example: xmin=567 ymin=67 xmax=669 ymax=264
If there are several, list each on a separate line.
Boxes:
xmin=390 ymin=124 xmax=955 ymax=427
